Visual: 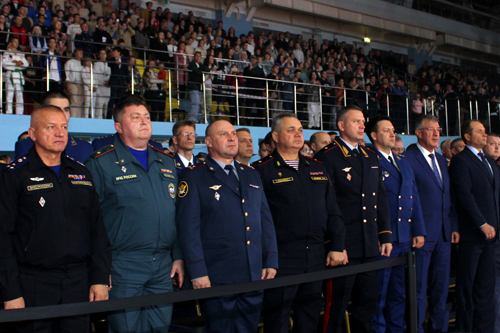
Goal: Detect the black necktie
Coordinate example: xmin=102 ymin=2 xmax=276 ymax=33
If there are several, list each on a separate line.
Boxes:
xmin=478 ymin=152 xmax=493 ymax=179
xmin=388 ymin=155 xmax=400 ymax=173
xmin=224 ymin=165 xmax=240 ymax=189
xmin=188 ymin=162 xmax=193 ymax=167
xmin=429 ymin=154 xmax=443 ymax=188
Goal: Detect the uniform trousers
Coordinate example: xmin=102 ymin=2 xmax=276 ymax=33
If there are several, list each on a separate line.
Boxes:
xmin=95 ymin=86 xmax=110 ymax=119
xmin=325 ymin=256 xmax=378 ymax=333
xmin=415 ymin=238 xmax=450 ymax=333
xmin=5 ymin=79 xmax=23 ymax=114
xmin=456 ymin=241 xmax=496 ymax=333
xmin=263 ymin=244 xmax=324 ymax=333
xmin=373 ymin=241 xmax=411 ymax=333
xmin=202 ymin=290 xmax=263 ymax=333
xmin=17 ymin=264 xmax=90 ymax=333
xmin=107 ymin=252 xmax=173 ymax=333
xmin=67 ymin=82 xmax=85 ymax=118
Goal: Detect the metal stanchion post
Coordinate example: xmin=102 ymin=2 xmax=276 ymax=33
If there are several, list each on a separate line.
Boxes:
xmin=168 ymin=70 xmax=172 ymax=122
xmin=458 ymin=100 xmax=462 ymax=137
xmin=488 ymin=102 xmax=491 ymax=132
xmin=444 ymin=100 xmax=448 ymax=136
xmin=406 ymin=97 xmax=410 ymax=134
xmin=386 ymin=95 xmax=390 ymax=116
xmin=470 ymin=101 xmax=473 ymax=120
xmin=203 ymin=73 xmax=207 ymax=124
xmin=46 ymin=59 xmax=50 ymax=91
xmin=294 ymin=84 xmax=297 ymax=116
xmin=90 ymin=62 xmax=94 ymax=118
xmin=266 ymin=80 xmax=270 ymax=128
xmin=235 ymin=75 xmax=240 ymax=126
xmin=320 ymin=85 xmax=323 ymax=130
xmin=131 ymin=64 xmax=135 ymax=95
xmin=406 ymin=251 xmax=417 ymax=333
xmin=475 ymin=100 xmax=479 ymax=120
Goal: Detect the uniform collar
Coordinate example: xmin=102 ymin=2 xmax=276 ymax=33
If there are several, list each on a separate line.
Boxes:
xmin=271 ymin=150 xmax=310 ymax=169
xmin=27 ymin=145 xmax=72 ymax=171
xmin=113 ymin=135 xmax=163 ymax=168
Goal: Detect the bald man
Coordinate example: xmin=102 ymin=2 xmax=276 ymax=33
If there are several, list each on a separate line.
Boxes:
xmin=310 ymin=131 xmax=332 ymax=155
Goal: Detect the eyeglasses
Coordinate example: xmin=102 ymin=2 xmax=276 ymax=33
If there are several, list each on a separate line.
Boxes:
xmin=418 ymin=127 xmax=443 ymax=133
xmin=178 ymin=133 xmax=197 ymax=138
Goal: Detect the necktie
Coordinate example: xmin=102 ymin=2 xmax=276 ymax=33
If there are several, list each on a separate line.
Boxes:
xmin=352 ymin=147 xmax=363 ymax=161
xmin=478 ymin=152 xmax=493 ymax=178
xmin=224 ymin=165 xmax=240 ymax=189
xmin=429 ymin=154 xmax=443 ymax=188
xmin=188 ymin=162 xmax=193 ymax=167
xmin=388 ymin=155 xmax=400 ymax=173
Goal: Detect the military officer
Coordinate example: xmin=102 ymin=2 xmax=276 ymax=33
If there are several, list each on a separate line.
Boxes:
xmin=0 ymin=105 xmax=111 ymax=332
xmin=254 ymin=113 xmax=345 ymax=332
xmin=366 ymin=115 xmax=426 ymax=333
xmin=315 ymin=105 xmax=393 ymax=333
xmin=171 ymin=120 xmax=199 ymax=175
xmin=15 ymin=91 xmax=93 ymax=164
xmin=85 ymin=95 xmax=184 ymax=333
xmin=176 ymin=120 xmax=278 ymax=332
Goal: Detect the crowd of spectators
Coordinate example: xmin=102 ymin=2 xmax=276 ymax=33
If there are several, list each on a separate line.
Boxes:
xmin=0 ymin=0 xmax=499 ymax=132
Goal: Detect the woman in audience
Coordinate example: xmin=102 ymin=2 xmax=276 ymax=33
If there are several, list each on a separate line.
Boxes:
xmin=175 ymin=41 xmax=189 ymax=98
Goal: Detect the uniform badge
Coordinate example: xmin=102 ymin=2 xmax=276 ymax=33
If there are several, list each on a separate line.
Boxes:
xmin=30 ymin=177 xmax=44 ymax=182
xmin=278 ymin=172 xmax=282 ymax=177
xmin=310 ymin=171 xmax=324 ymax=176
xmin=168 ymin=183 xmax=175 ymax=199
xmin=121 ymin=166 xmax=127 ymax=173
xmin=178 ymin=181 xmax=188 ymax=197
xmin=277 ymin=161 xmax=281 ymax=166
xmin=384 ymin=171 xmax=389 ymax=178
xmin=161 ymin=168 xmax=173 ymax=174
xmin=68 ymin=174 xmax=85 ymax=179
xmin=342 ymin=167 xmax=352 ymax=172
xmin=249 ymin=184 xmax=260 ymax=188
xmin=215 ymin=192 xmax=220 ymax=201
xmin=39 ymin=197 xmax=46 ymax=207
xmin=209 ymin=185 xmax=222 ymax=190
xmin=347 ymin=174 xmax=352 ymax=181
xmin=176 ymin=162 xmax=181 ymax=166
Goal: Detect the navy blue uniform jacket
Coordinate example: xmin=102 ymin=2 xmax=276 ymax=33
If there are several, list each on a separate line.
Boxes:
xmin=174 ymin=153 xmax=200 ymax=176
xmin=15 ymin=135 xmax=92 ymax=164
xmin=449 ymin=147 xmax=500 ymax=242
xmin=314 ymin=139 xmax=392 ymax=258
xmin=405 ymin=147 xmax=457 ymax=242
xmin=176 ymin=157 xmax=278 ymax=285
xmin=377 ymin=152 xmax=426 ymax=243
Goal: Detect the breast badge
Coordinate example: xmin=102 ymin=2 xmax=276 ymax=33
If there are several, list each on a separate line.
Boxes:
xmin=178 ymin=181 xmax=188 ymax=197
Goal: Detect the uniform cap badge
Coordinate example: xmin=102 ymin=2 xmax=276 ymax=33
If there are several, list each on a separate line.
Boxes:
xmin=347 ymin=173 xmax=352 ymax=181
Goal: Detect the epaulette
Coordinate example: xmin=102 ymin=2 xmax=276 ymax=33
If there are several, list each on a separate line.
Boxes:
xmin=67 ymin=155 xmax=85 ymax=167
xmin=90 ymin=145 xmax=115 ymax=158
xmin=240 ymin=163 xmax=255 ymax=170
xmin=361 ymin=145 xmax=375 ymax=153
xmin=304 ymin=156 xmax=323 ymax=164
xmin=4 ymin=156 xmax=28 ymax=172
xmin=323 ymin=143 xmax=339 ymax=153
xmin=95 ymin=134 xmax=113 ymax=140
xmin=186 ymin=161 xmax=207 ymax=171
xmin=149 ymin=144 xmax=173 ymax=157
xmin=253 ymin=155 xmax=274 ymax=167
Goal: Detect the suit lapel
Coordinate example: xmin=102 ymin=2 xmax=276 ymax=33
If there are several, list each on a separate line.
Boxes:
xmin=377 ymin=152 xmax=401 ymax=183
xmin=410 ymin=148 xmax=443 ymax=190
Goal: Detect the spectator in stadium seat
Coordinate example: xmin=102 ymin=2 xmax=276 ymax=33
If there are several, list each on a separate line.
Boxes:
xmin=65 ymin=48 xmax=84 ymax=118
xmin=9 ymin=16 xmax=28 ymax=51
xmin=483 ymin=133 xmax=500 ymax=162
xmin=3 ymin=37 xmax=28 ymax=114
xmin=93 ymin=48 xmax=111 ymax=119
xmin=310 ymin=131 xmax=332 ymax=155
xmin=74 ymin=22 xmax=95 ymax=57
xmin=187 ymin=51 xmax=209 ymax=122
xmin=66 ymin=13 xmax=81 ymax=52
xmin=92 ymin=19 xmax=112 ymax=51
xmin=133 ymin=19 xmax=149 ymax=59
xmin=29 ymin=25 xmax=48 ymax=58
xmin=106 ymin=46 xmax=129 ymax=119
xmin=451 ymin=137 xmax=466 ymax=156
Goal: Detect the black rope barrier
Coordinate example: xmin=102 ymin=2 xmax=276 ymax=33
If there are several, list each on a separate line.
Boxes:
xmin=0 ymin=252 xmax=416 ymax=333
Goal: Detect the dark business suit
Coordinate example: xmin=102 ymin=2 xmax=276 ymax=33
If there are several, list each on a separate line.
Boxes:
xmin=449 ymin=146 xmax=500 ymax=332
xmin=174 ymin=153 xmax=200 ymax=176
xmin=315 ymin=138 xmax=392 ymax=333
xmin=107 ymin=57 xmax=129 ymax=119
xmin=405 ymin=146 xmax=457 ymax=333
xmin=254 ymin=152 xmax=344 ymax=333
xmin=372 ymin=152 xmax=426 ymax=333
xmin=175 ymin=157 xmax=278 ymax=332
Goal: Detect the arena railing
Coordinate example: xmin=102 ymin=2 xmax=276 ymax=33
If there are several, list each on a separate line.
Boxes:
xmin=1 ymin=31 xmax=498 ymax=135
xmin=0 ymin=251 xmax=418 ymax=333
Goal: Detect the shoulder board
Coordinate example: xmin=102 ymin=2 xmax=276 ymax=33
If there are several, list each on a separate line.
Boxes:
xmin=4 ymin=156 xmax=29 ymax=172
xmin=304 ymin=156 xmax=323 ymax=164
xmin=253 ymin=155 xmax=274 ymax=167
xmin=362 ymin=146 xmax=375 ymax=153
xmin=95 ymin=134 xmax=114 ymax=140
xmin=240 ymin=164 xmax=255 ymax=170
xmin=323 ymin=144 xmax=339 ymax=153
xmin=66 ymin=156 xmax=85 ymax=167
xmin=149 ymin=144 xmax=173 ymax=157
xmin=90 ymin=145 xmax=115 ymax=158
xmin=186 ymin=161 xmax=207 ymax=171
